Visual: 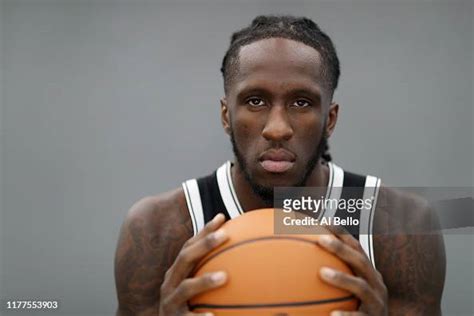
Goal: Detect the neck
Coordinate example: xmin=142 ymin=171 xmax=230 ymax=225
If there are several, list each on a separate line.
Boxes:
xmin=231 ymin=159 xmax=330 ymax=212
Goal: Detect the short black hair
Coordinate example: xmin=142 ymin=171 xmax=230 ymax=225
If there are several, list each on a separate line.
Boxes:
xmin=220 ymin=15 xmax=340 ymax=97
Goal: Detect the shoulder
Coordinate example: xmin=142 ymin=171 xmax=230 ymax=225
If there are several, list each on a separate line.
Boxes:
xmin=374 ymin=185 xmax=435 ymax=234
xmin=123 ymin=188 xmax=192 ymax=236
xmin=116 ymin=187 xmax=194 ymax=267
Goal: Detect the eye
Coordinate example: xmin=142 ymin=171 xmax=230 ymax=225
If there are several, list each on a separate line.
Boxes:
xmin=292 ymin=99 xmax=311 ymax=108
xmin=247 ymin=97 xmax=265 ymax=108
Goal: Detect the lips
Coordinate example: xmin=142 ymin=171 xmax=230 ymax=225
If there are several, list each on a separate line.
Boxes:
xmin=259 ymin=149 xmax=296 ymax=173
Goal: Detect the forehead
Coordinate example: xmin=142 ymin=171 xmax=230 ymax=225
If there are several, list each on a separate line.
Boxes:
xmin=233 ymin=37 xmax=324 ymax=96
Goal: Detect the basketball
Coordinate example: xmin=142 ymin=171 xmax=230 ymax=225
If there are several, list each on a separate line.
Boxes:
xmin=189 ymin=208 xmax=359 ymax=315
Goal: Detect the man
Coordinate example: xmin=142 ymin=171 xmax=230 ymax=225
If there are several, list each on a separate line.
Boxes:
xmin=114 ymin=15 xmax=445 ymax=315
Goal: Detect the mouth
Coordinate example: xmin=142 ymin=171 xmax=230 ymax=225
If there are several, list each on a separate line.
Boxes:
xmin=259 ymin=149 xmax=296 ymax=173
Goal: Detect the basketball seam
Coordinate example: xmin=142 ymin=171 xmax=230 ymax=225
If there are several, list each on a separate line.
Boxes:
xmin=189 ymin=294 xmax=356 ymax=309
xmin=192 ymin=236 xmax=320 ymax=275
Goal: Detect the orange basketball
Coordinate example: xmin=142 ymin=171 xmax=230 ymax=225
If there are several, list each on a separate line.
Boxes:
xmin=189 ymin=208 xmax=359 ymax=315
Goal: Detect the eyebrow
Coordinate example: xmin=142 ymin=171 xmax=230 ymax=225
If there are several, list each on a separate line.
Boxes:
xmin=236 ymin=86 xmax=322 ymax=103
xmin=287 ymin=88 xmax=322 ymax=102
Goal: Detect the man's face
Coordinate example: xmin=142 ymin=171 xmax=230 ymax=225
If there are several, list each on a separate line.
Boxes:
xmin=221 ymin=37 xmax=337 ymax=201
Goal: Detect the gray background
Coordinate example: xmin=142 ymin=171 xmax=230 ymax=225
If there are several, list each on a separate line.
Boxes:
xmin=0 ymin=0 xmax=472 ymax=315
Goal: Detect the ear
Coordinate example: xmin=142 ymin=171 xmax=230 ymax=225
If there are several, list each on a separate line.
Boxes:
xmin=220 ymin=97 xmax=231 ymax=135
xmin=325 ymin=102 xmax=339 ymax=138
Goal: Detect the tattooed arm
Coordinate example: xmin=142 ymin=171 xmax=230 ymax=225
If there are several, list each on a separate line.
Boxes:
xmin=114 ymin=189 xmax=193 ymax=315
xmin=374 ymin=186 xmax=446 ymax=315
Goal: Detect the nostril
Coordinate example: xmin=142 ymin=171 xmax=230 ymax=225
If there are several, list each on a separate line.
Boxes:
xmin=262 ymin=123 xmax=294 ymax=141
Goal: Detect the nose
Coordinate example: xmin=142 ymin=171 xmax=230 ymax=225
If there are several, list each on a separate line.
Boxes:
xmin=261 ymin=105 xmax=294 ymax=142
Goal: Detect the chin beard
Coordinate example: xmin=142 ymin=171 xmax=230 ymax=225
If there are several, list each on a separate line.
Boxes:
xmin=230 ymin=129 xmax=328 ymax=206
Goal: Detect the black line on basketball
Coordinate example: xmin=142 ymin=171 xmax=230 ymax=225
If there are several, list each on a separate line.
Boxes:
xmin=189 ymin=294 xmax=355 ymax=309
xmin=192 ymin=236 xmax=319 ymax=274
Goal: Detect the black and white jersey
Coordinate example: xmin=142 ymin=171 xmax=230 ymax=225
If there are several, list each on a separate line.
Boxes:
xmin=182 ymin=161 xmax=381 ymax=267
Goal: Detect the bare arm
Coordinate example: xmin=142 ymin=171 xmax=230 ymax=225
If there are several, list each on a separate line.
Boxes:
xmin=382 ymin=233 xmax=446 ymax=315
xmin=114 ymin=191 xmax=193 ymax=315
xmin=375 ymin=187 xmax=446 ymax=315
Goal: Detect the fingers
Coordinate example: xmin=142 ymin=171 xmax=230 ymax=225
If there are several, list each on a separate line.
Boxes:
xmin=167 ymin=271 xmax=227 ymax=307
xmin=168 ymin=229 xmax=228 ymax=288
xmin=160 ymin=213 xmax=228 ymax=315
xmin=320 ymin=267 xmax=383 ymax=310
xmin=318 ymin=235 xmax=369 ymax=276
xmin=186 ymin=213 xmax=227 ymax=246
xmin=166 ymin=215 xmax=229 ymax=288
xmin=317 ymin=227 xmax=388 ymax=315
xmin=321 ymin=224 xmax=361 ymax=251
xmin=317 ymin=234 xmax=383 ymax=291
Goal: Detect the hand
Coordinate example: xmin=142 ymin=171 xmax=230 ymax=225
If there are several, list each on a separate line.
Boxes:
xmin=317 ymin=226 xmax=388 ymax=316
xmin=159 ymin=213 xmax=228 ymax=316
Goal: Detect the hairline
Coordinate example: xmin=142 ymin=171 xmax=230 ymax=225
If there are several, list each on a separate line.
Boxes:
xmin=224 ymin=36 xmax=335 ymax=99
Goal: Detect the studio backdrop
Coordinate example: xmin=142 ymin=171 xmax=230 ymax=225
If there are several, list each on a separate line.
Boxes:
xmin=0 ymin=0 xmax=472 ymax=315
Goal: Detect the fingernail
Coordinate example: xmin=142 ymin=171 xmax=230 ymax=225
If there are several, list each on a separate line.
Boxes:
xmin=212 ymin=229 xmax=226 ymax=242
xmin=320 ymin=267 xmax=336 ymax=279
xmin=319 ymin=235 xmax=333 ymax=246
xmin=212 ymin=229 xmax=226 ymax=243
xmin=204 ymin=313 xmax=214 ymax=316
xmin=213 ymin=213 xmax=225 ymax=222
xmin=330 ymin=312 xmax=343 ymax=316
xmin=211 ymin=271 xmax=227 ymax=284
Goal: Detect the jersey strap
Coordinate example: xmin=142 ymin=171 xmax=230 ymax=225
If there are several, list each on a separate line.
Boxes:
xmin=216 ymin=161 xmax=244 ymax=219
xmin=359 ymin=175 xmax=381 ymax=267
xmin=182 ymin=179 xmax=205 ymax=236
